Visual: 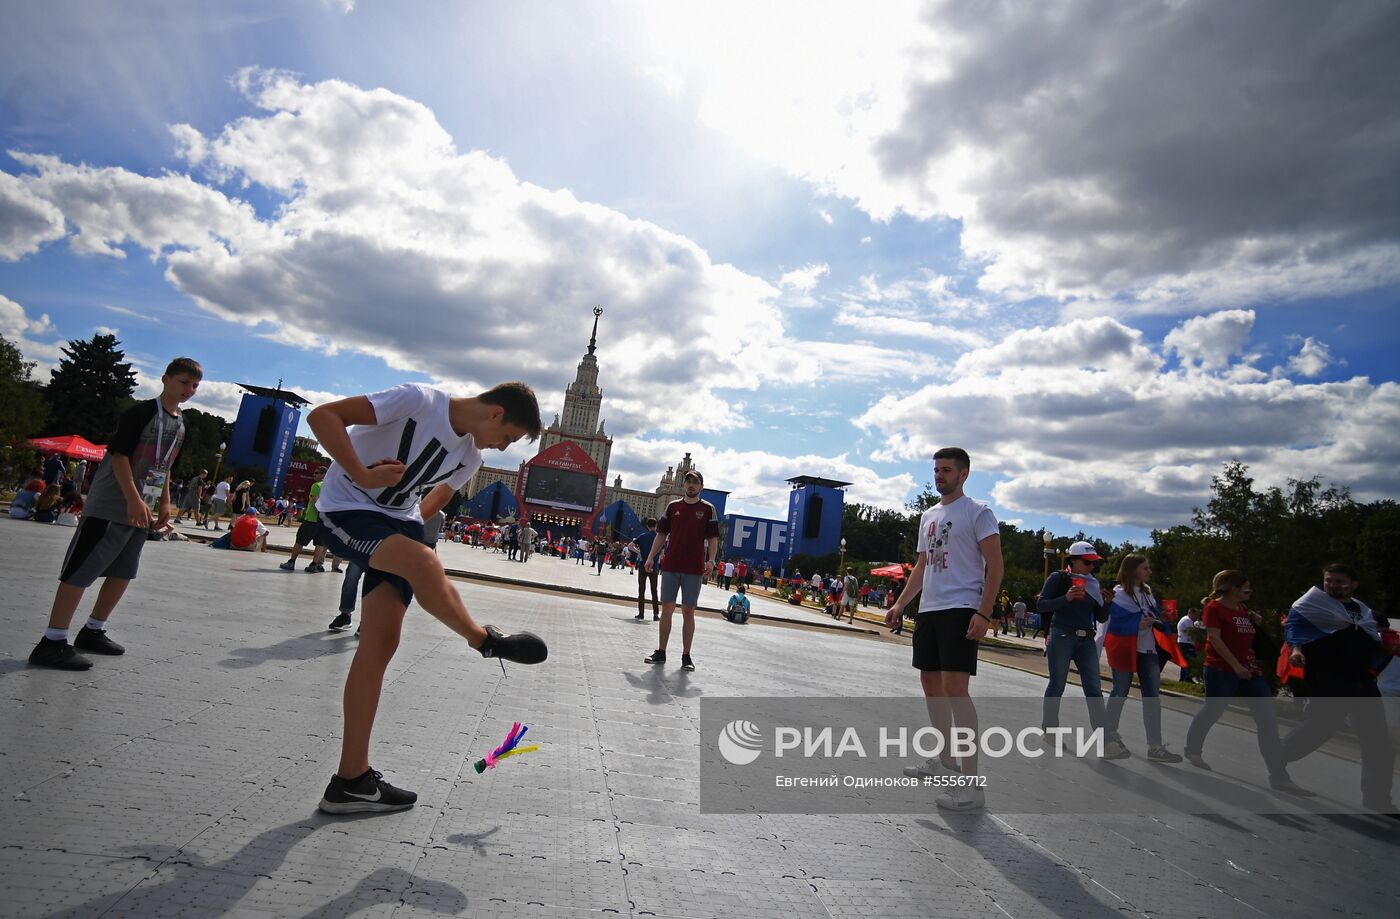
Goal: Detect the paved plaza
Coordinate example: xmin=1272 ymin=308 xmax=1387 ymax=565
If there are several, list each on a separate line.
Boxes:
xmin=1 ymin=518 xmax=1395 ymax=918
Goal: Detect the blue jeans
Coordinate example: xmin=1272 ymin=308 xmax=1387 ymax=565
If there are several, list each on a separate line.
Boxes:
xmin=1042 ymin=629 xmax=1107 ymax=732
xmin=1177 ymin=643 xmax=1196 ymax=681
xmin=339 ymin=563 xmax=364 ymax=614
xmin=1106 ymin=650 xmax=1163 ymax=746
xmin=1184 ymin=669 xmax=1289 ymax=781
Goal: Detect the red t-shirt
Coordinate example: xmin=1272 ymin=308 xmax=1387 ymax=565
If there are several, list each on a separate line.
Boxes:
xmin=231 ymin=514 xmax=262 ymax=549
xmin=1202 ymin=599 xmax=1260 ymax=675
xmin=656 ymin=498 xmax=720 ymax=575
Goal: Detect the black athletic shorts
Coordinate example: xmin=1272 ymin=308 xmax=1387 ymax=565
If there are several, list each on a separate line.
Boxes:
xmin=295 ymin=519 xmax=322 ymax=548
xmin=318 ymin=510 xmax=425 ymax=607
xmin=58 ymin=516 xmax=146 ymax=587
xmin=911 ymin=608 xmax=979 ymax=675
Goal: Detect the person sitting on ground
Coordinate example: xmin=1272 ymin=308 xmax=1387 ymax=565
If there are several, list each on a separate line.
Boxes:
xmin=56 ymin=497 xmax=83 ymax=527
xmin=229 ymin=506 xmax=269 ymax=552
xmin=9 ymin=478 xmax=44 ymax=519
xmin=33 ymin=484 xmax=64 ymax=523
xmin=726 ymin=583 xmax=751 ymax=624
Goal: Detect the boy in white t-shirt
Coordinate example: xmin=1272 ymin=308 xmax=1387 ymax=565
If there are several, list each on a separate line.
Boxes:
xmin=887 ymin=447 xmax=1003 ymax=811
xmin=308 ymin=381 xmax=548 ymax=815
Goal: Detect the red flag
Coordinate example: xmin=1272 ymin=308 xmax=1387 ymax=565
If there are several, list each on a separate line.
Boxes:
xmin=1154 ymin=630 xmax=1189 ymax=669
xmin=1276 ymin=644 xmax=1305 ymax=683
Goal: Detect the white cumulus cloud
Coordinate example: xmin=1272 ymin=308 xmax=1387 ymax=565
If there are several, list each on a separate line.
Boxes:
xmin=858 ymin=314 xmax=1400 ymax=528
xmin=3 ymin=70 xmax=817 ymax=438
xmin=641 ymin=1 xmax=1400 ymax=313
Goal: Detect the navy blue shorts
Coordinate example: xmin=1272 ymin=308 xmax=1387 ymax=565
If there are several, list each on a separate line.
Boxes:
xmin=319 ymin=510 xmax=425 ymax=608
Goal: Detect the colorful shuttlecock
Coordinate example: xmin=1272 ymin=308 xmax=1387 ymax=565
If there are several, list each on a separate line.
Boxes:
xmin=473 ymin=722 xmax=539 ymax=773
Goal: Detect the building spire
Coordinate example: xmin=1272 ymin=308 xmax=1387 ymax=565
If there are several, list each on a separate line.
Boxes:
xmin=587 ymin=305 xmax=602 ymax=356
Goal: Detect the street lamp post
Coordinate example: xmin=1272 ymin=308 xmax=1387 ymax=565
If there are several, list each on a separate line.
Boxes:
xmin=206 ymin=442 xmax=226 ymax=528
xmin=838 ymin=537 xmax=848 ymax=621
xmin=1042 ymin=530 xmax=1054 ymax=580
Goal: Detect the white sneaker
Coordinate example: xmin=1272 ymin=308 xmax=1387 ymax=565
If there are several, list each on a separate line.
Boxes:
xmin=936 ymin=786 xmax=986 ymax=811
xmin=902 ymin=757 xmax=961 ymax=778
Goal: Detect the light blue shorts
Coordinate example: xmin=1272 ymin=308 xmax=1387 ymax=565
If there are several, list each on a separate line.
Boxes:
xmin=660 ymin=571 xmax=702 ymax=608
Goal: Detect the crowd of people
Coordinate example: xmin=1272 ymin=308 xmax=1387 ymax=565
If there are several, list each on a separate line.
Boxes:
xmin=8 ymin=455 xmax=89 ymax=524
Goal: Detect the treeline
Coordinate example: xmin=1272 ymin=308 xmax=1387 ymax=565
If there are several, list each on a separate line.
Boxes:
xmin=827 ymin=461 xmax=1396 ymax=617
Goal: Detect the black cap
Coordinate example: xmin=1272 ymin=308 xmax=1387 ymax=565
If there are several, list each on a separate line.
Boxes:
xmin=683 ymin=470 xmax=704 ymax=485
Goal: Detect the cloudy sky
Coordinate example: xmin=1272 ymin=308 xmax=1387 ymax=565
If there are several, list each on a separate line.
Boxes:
xmin=3 ymin=0 xmax=1398 ymax=543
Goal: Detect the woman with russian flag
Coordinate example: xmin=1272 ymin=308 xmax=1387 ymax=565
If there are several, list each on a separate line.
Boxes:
xmin=1103 ymin=554 xmax=1184 ymax=762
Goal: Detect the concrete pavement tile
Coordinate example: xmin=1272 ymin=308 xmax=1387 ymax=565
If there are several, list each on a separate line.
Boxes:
xmin=414 ymin=847 xmax=630 ymax=912
xmin=624 ymin=864 xmax=829 ymax=919
xmin=605 ymin=770 xmax=701 ymax=806
xmin=615 ymin=822 xmax=799 ymax=878
xmin=603 ymin=751 xmax=700 ymax=783
xmin=0 ymin=847 xmax=158 ymax=919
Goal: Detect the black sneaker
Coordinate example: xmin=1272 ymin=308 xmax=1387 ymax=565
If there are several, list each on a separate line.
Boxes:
xmin=306 ymin=563 xmax=324 ymax=573
xmin=74 ymin=627 xmax=125 ymax=656
xmin=681 ymin=654 xmax=695 ymax=672
xmin=478 ymin=625 xmax=548 ymax=664
xmin=652 ymin=614 xmax=660 ymax=620
xmin=279 ymin=559 xmax=295 ymax=571
xmin=634 ymin=612 xmax=645 ymax=620
xmin=28 ymin=637 xmax=93 ymax=670
xmin=644 ymin=649 xmax=666 ymax=665
xmin=317 ymin=769 xmax=417 ymax=814
xmin=328 ymin=612 xmax=353 ymax=632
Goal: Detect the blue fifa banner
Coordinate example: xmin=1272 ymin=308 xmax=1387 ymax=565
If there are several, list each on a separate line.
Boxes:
xmin=225 ymin=394 xmax=302 ymax=497
xmin=725 ymin=514 xmax=788 ymax=569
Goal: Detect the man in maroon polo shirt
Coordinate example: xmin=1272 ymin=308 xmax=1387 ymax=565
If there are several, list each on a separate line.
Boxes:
xmin=642 ymin=469 xmax=719 ymax=671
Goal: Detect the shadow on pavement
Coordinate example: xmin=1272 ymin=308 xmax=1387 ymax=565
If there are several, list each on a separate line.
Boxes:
xmin=0 ymin=659 xmax=32 ymax=676
xmin=916 ymin=815 xmax=1126 ymax=919
xmin=622 ymin=669 xmax=672 ymax=706
xmin=220 ymin=631 xmax=357 ymax=669
xmin=43 ymin=816 xmax=466 ymax=918
xmin=445 ymin=825 xmax=501 ymax=855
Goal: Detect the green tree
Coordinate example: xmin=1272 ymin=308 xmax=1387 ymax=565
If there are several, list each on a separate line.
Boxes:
xmin=0 ymin=333 xmax=49 ymax=443
xmin=841 ymin=502 xmax=919 ymax=563
xmin=292 ymin=437 xmax=329 ymax=464
xmin=43 ymin=333 xmax=137 ymax=442
xmin=172 ymin=408 xmax=232 ymax=480
xmin=0 ymin=334 xmax=50 ymax=485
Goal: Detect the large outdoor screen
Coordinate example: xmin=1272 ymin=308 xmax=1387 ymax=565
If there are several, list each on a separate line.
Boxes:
xmin=524 ymin=466 xmax=599 ymax=511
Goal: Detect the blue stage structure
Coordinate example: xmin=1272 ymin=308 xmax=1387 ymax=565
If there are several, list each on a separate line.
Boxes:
xmin=785 ymin=475 xmax=851 ymax=560
xmin=465 ymin=481 xmax=519 ymax=522
xmin=593 ymin=500 xmax=646 ymax=542
xmin=224 ymin=384 xmax=311 ymax=498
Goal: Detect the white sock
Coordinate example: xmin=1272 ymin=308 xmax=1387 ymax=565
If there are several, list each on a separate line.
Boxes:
xmin=45 ymin=627 xmax=68 ymax=641
xmin=85 ymin=617 xmax=107 ymax=632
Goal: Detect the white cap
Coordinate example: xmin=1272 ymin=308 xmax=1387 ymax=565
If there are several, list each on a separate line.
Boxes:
xmin=1067 ymin=540 xmax=1102 ymax=561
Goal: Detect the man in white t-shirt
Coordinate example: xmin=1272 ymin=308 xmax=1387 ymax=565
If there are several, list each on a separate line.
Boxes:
xmin=307 ymin=382 xmax=549 ymax=816
xmin=205 ymin=476 xmax=232 ymax=530
xmin=888 ymin=447 xmax=1003 ymax=811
